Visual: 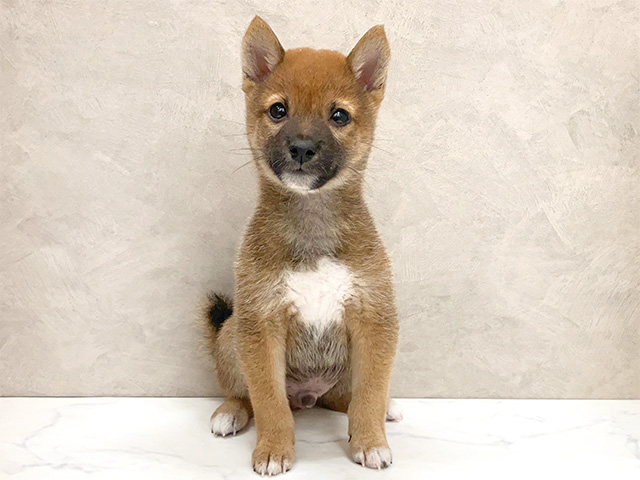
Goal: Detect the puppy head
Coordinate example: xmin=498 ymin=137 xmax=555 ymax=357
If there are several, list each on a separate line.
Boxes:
xmin=241 ymin=17 xmax=390 ymax=193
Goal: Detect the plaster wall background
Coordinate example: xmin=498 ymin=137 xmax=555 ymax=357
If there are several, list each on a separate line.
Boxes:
xmin=1 ymin=0 xmax=638 ymax=397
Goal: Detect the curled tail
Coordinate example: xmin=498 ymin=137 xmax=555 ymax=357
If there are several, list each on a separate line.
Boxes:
xmin=205 ymin=293 xmax=233 ymax=332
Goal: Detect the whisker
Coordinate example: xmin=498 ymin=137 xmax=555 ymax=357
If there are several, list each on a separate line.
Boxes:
xmin=346 ymin=165 xmax=364 ymax=176
xmin=349 ymin=166 xmax=374 ymax=190
xmin=227 ymin=147 xmax=255 ymax=152
xmin=346 ymin=165 xmax=368 ymax=183
xmin=362 ymin=142 xmax=393 ymax=155
xmin=272 ymin=158 xmax=287 ymax=173
xmin=231 ymin=160 xmax=253 ymax=174
xmin=220 ymin=118 xmax=247 ymax=127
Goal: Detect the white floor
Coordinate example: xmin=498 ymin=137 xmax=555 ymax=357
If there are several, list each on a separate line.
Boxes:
xmin=0 ymin=398 xmax=638 ymax=479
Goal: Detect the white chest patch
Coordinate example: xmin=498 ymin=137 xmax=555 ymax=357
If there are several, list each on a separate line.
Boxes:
xmin=284 ymin=257 xmax=354 ymax=328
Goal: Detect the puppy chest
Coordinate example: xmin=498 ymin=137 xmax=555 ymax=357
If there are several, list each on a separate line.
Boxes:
xmin=283 ymin=257 xmax=354 ymax=328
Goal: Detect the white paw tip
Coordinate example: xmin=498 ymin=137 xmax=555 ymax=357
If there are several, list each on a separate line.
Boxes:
xmin=253 ymin=460 xmax=291 ymax=476
xmin=266 ymin=459 xmax=282 ymax=476
xmin=353 ymin=447 xmax=392 ymax=469
xmin=386 ymin=398 xmax=403 ymax=422
xmin=210 ymin=412 xmax=236 ymax=437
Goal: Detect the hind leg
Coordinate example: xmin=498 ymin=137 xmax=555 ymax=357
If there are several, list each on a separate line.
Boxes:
xmin=385 ymin=398 xmax=403 ymax=422
xmin=208 ymin=314 xmax=253 ymax=436
xmin=319 ymin=385 xmax=402 ymax=422
xmin=318 ymin=385 xmax=351 ymax=413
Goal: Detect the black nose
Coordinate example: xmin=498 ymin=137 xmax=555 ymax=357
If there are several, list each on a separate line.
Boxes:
xmin=288 ymin=139 xmax=319 ymax=165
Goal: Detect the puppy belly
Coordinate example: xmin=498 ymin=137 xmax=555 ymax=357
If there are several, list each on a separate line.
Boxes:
xmin=283 ymin=257 xmax=353 ymax=409
xmin=285 ymin=323 xmax=350 ymax=409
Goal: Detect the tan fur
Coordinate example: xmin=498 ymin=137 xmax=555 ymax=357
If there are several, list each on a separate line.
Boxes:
xmin=204 ymin=16 xmax=398 ymax=474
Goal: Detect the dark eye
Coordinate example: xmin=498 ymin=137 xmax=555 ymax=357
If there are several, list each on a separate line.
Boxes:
xmin=330 ymin=108 xmax=350 ymax=126
xmin=268 ymin=102 xmax=287 ymax=121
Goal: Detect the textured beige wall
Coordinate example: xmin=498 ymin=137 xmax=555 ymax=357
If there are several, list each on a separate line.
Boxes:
xmin=1 ymin=0 xmax=638 ymax=398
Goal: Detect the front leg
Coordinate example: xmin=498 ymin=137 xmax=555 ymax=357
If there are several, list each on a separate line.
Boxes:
xmin=345 ymin=301 xmax=398 ymax=469
xmin=237 ymin=314 xmax=294 ymax=476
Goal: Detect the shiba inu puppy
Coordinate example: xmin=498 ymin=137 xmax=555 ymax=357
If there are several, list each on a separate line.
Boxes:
xmin=203 ymin=16 xmax=399 ymax=475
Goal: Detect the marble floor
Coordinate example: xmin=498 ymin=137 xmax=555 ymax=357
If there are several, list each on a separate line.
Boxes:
xmin=0 ymin=398 xmax=638 ymax=479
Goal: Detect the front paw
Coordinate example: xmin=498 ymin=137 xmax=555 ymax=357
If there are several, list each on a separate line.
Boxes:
xmin=252 ymin=443 xmax=295 ymax=476
xmin=351 ymin=440 xmax=392 ymax=469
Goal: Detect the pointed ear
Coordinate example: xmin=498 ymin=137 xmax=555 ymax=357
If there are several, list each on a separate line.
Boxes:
xmin=242 ymin=16 xmax=285 ymax=83
xmin=347 ymin=25 xmax=391 ymax=92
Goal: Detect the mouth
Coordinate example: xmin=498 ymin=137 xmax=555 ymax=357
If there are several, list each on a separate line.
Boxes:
xmin=268 ymin=155 xmax=340 ymax=192
xmin=279 ymin=170 xmax=317 ymax=192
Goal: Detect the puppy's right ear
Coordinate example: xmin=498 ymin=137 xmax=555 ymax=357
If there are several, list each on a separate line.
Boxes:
xmin=242 ymin=16 xmax=284 ymax=83
xmin=347 ymin=25 xmax=390 ymax=92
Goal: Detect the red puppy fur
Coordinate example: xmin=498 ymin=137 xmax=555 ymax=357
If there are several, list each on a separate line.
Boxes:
xmin=203 ymin=16 xmax=399 ymax=475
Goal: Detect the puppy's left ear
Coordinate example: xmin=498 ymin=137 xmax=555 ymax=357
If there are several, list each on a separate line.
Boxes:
xmin=347 ymin=25 xmax=391 ymax=92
